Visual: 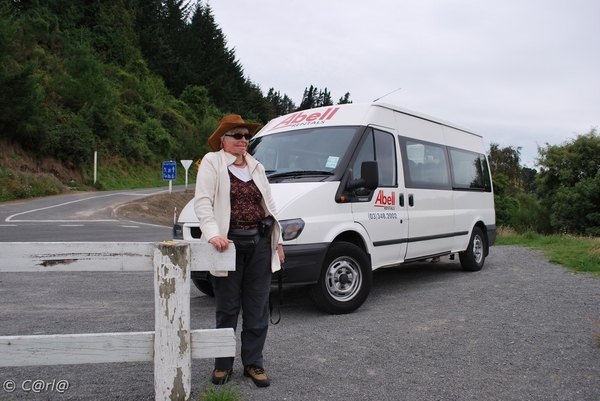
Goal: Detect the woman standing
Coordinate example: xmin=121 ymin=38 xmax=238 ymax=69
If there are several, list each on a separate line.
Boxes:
xmin=194 ymin=115 xmax=284 ymax=388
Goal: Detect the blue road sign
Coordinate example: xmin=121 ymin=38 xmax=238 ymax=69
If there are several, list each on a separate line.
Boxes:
xmin=162 ymin=161 xmax=177 ymax=181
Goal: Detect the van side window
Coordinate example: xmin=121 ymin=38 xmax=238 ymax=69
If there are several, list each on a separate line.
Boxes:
xmin=448 ymin=148 xmax=492 ymax=191
xmin=481 ymin=155 xmax=492 ymax=191
xmin=351 ymin=128 xmax=397 ymax=187
xmin=402 ymin=139 xmax=450 ymax=189
xmin=375 ymin=130 xmax=397 ymax=187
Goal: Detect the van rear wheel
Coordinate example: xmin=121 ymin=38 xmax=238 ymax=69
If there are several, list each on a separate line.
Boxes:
xmin=459 ymin=226 xmax=486 ymax=271
xmin=309 ymin=242 xmax=372 ymax=314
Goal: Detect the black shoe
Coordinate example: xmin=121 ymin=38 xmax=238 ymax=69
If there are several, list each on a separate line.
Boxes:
xmin=211 ymin=368 xmax=233 ymax=385
xmin=244 ymin=365 xmax=270 ymax=387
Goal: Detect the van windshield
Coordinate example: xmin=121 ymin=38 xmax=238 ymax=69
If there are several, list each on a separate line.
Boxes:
xmin=248 ymin=127 xmax=359 ymax=178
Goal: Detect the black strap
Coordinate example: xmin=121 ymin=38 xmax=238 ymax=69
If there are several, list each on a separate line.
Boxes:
xmin=269 ymin=268 xmax=284 ymax=324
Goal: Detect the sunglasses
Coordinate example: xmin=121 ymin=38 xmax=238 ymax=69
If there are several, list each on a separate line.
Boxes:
xmin=224 ymin=133 xmax=252 ymax=140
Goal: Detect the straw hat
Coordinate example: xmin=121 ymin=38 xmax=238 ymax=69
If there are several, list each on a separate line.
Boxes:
xmin=207 ymin=115 xmax=261 ymax=151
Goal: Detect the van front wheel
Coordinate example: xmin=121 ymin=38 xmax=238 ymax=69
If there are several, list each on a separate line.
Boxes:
xmin=192 ymin=277 xmax=215 ymax=297
xmin=459 ymin=226 xmax=486 ymax=271
xmin=309 ymin=242 xmax=372 ymax=314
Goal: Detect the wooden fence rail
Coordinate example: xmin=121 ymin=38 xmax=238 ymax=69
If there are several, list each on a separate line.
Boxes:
xmin=0 ymin=241 xmax=236 ymax=401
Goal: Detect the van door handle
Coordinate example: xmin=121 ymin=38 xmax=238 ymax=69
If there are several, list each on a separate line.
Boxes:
xmin=408 ymin=194 xmax=414 ymax=207
xmin=399 ymin=194 xmax=404 ymax=207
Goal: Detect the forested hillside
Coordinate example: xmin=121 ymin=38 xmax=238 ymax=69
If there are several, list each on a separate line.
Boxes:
xmin=1 ymin=1 xmax=598 ymax=236
xmin=0 ymin=0 xmax=348 ymax=195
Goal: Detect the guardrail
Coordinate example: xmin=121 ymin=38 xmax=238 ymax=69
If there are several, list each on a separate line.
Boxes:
xmin=0 ymin=241 xmax=236 ymax=400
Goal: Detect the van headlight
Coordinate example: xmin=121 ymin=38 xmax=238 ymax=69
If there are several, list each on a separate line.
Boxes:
xmin=280 ymin=218 xmax=305 ymax=240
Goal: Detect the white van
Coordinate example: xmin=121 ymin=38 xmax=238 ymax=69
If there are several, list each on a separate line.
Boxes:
xmin=174 ymin=102 xmax=496 ymax=314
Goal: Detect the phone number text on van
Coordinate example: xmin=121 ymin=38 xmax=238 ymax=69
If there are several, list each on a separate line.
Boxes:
xmin=368 ymin=212 xmax=398 ymax=220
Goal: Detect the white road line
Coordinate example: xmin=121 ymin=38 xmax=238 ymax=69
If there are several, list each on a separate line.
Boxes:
xmin=6 ymin=219 xmax=117 ymax=223
xmin=5 ymin=191 xmax=169 ymax=223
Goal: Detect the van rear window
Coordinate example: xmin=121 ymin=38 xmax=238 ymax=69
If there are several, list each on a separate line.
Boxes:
xmin=448 ymin=148 xmax=492 ymax=191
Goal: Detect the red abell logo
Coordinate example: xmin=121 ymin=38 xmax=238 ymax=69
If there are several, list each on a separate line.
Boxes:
xmin=270 ymin=107 xmax=339 ymax=131
xmin=374 ymin=190 xmax=396 ymax=209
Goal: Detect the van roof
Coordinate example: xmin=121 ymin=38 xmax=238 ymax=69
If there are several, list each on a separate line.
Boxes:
xmin=374 ymin=102 xmax=480 ymax=136
xmin=258 ymin=102 xmax=480 ymax=138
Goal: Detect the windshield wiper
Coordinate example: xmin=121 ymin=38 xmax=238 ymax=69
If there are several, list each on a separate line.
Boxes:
xmin=267 ymin=170 xmax=334 ymax=178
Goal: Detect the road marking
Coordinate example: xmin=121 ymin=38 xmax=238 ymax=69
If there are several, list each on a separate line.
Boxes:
xmin=5 ymin=191 xmax=170 ymax=223
xmin=5 ymin=219 xmax=117 ymax=223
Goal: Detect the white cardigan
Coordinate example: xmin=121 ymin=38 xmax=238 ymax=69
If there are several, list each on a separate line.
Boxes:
xmin=194 ymin=150 xmax=282 ymax=277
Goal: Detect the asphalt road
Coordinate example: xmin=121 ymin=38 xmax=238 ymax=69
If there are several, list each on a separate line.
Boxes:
xmin=0 ymin=187 xmax=181 ymax=242
xmin=0 ymin=192 xmax=599 ymax=400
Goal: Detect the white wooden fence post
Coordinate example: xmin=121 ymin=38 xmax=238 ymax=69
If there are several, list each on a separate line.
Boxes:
xmin=154 ymin=242 xmax=191 ymax=401
xmin=0 ymin=241 xmax=236 ymax=399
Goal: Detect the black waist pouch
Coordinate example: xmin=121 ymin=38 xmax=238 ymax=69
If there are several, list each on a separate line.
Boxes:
xmin=259 ymin=215 xmax=275 ymax=238
xmin=228 ymin=228 xmax=260 ymax=252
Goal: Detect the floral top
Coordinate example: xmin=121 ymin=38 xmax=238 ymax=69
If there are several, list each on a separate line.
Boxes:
xmin=229 ymin=170 xmax=264 ymax=229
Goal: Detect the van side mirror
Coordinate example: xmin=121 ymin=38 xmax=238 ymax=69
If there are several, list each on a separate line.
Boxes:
xmin=348 ymin=161 xmax=379 ymax=190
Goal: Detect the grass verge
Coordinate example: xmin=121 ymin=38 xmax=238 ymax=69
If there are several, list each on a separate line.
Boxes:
xmin=84 ymin=159 xmax=197 ymax=191
xmin=0 ymin=166 xmax=64 ymax=202
xmin=495 ymin=227 xmax=600 ymax=276
xmin=0 ymin=157 xmax=197 ymax=202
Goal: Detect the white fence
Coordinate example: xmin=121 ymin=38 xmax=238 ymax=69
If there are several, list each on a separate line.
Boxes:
xmin=0 ymin=241 xmax=236 ymax=400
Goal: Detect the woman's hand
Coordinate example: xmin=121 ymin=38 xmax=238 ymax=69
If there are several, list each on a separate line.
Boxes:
xmin=277 ymin=243 xmax=285 ymax=264
xmin=209 ymin=235 xmax=233 ymax=252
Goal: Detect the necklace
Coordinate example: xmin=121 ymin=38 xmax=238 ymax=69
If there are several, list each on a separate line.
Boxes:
xmin=233 ymin=159 xmax=246 ymax=167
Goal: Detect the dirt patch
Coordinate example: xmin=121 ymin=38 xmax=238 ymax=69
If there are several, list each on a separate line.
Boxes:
xmin=115 ymin=190 xmax=195 ymax=226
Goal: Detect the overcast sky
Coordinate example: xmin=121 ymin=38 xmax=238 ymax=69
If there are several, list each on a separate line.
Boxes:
xmin=207 ymin=0 xmax=600 ymax=167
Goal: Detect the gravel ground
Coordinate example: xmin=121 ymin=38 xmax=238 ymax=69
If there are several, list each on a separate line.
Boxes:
xmin=0 ymin=245 xmax=599 ymax=401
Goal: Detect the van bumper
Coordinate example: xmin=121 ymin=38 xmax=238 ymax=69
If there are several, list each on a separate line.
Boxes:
xmin=278 ymin=242 xmax=328 ymax=285
xmin=191 ymin=242 xmax=329 ymax=286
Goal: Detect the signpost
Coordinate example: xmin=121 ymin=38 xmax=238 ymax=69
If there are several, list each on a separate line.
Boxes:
xmin=162 ymin=161 xmax=177 ymax=194
xmin=180 ymin=160 xmax=193 ymax=190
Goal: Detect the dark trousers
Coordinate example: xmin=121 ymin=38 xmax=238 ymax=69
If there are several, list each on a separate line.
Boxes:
xmin=210 ymin=233 xmax=272 ymax=370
